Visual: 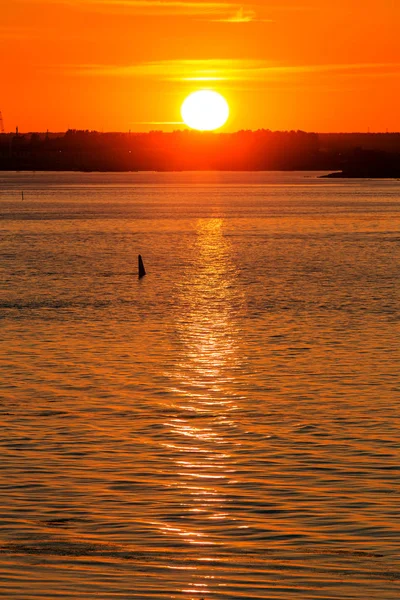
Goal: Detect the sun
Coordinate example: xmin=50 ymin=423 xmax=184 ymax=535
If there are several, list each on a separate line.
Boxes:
xmin=181 ymin=90 xmax=229 ymax=131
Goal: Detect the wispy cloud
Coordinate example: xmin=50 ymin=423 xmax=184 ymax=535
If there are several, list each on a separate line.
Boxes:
xmin=65 ymin=59 xmax=237 ymax=79
xmin=17 ymin=0 xmax=316 ymax=21
xmin=214 ymin=6 xmax=255 ymax=22
xmin=18 ymin=0 xmax=279 ymax=22
xmin=131 ymin=121 xmax=184 ymax=125
xmin=64 ymin=59 xmax=400 ymax=82
xmin=211 ymin=6 xmax=274 ymax=23
xmin=21 ymin=0 xmax=242 ymax=16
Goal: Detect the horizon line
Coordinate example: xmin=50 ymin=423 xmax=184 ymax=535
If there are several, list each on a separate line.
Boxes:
xmin=3 ymin=129 xmax=400 ymax=136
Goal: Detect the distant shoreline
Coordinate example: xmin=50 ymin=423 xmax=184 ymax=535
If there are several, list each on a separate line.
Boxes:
xmin=322 ymin=170 xmax=400 ymax=179
xmin=1 ymin=130 xmax=400 ymax=174
xmin=1 ymin=168 xmax=400 ymax=179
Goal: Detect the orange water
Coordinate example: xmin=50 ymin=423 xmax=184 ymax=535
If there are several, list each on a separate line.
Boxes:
xmin=0 ymin=172 xmax=399 ymax=599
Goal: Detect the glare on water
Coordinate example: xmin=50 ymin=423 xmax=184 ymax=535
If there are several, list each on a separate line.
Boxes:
xmin=0 ymin=171 xmax=399 ymax=599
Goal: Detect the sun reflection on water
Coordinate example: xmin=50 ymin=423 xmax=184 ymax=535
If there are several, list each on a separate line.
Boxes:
xmin=158 ymin=218 xmax=244 ymax=590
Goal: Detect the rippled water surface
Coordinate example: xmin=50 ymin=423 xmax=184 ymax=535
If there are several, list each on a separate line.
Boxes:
xmin=1 ymin=171 xmax=399 ymax=599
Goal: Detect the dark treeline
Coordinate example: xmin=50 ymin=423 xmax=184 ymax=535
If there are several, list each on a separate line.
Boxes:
xmin=1 ymin=129 xmax=400 ymax=173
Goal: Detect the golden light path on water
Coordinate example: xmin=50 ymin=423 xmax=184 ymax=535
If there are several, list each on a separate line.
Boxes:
xmin=155 ymin=218 xmax=243 ymax=595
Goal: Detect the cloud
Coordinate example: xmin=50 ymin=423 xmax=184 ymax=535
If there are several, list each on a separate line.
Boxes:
xmin=17 ymin=0 xmax=316 ymax=21
xmin=64 ymin=59 xmax=400 ymax=82
xmin=131 ymin=121 xmax=184 ymax=125
xmin=18 ymin=0 xmax=278 ymax=21
xmin=211 ymin=6 xmax=274 ymax=23
xmin=214 ymin=6 xmax=255 ymax=22
xmin=65 ymin=59 xmax=236 ymax=79
xmin=20 ymin=0 xmax=242 ymax=17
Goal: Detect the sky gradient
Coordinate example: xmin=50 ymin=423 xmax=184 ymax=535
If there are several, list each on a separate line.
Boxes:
xmin=2 ymin=0 xmax=400 ymax=132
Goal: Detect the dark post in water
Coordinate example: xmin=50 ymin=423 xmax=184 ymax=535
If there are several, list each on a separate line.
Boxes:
xmin=138 ymin=254 xmax=146 ymax=279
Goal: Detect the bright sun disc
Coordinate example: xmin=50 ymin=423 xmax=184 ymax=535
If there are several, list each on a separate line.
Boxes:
xmin=181 ymin=90 xmax=229 ymax=131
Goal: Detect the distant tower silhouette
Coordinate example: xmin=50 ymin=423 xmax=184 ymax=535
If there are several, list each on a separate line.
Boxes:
xmin=0 ymin=112 xmax=4 ymax=134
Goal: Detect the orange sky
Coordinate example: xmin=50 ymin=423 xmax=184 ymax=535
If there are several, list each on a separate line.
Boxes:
xmin=2 ymin=0 xmax=400 ymax=132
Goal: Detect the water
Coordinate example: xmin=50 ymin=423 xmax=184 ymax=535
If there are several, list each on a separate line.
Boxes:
xmin=0 ymin=171 xmax=399 ymax=599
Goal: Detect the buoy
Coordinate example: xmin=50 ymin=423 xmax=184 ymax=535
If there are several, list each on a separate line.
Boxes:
xmin=138 ymin=254 xmax=146 ymax=279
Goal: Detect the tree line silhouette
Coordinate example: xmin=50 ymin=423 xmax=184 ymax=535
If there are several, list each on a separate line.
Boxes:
xmin=0 ymin=129 xmax=400 ymax=175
